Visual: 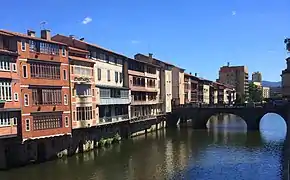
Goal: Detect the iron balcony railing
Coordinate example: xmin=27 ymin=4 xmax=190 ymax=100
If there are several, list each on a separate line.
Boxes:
xmin=99 ymin=114 xmax=130 ymax=124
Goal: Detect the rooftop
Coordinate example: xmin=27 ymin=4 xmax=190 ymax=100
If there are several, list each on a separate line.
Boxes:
xmin=0 ymin=29 xmax=67 ymax=46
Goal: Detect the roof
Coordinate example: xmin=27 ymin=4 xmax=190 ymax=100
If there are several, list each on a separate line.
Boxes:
xmin=96 ymin=84 xmax=129 ymax=90
xmin=135 ymin=53 xmax=186 ymax=70
xmin=68 ymin=47 xmax=89 ymax=54
xmin=135 ymin=53 xmax=175 ymax=67
xmin=128 ymin=58 xmax=160 ymax=68
xmin=0 ymin=29 xmax=67 ymax=46
xmin=54 ymin=34 xmax=126 ymax=58
xmin=68 ymin=56 xmax=94 ymax=63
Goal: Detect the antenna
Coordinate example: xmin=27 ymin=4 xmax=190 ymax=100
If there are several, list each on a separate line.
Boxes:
xmin=40 ymin=21 xmax=48 ymax=30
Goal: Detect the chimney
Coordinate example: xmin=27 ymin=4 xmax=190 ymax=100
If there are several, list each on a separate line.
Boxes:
xmin=41 ymin=29 xmax=51 ymax=40
xmin=195 ymin=73 xmax=197 ymax=77
xmin=80 ymin=37 xmax=85 ymax=41
xmin=227 ymin=62 xmax=230 ymax=67
xmin=189 ymin=72 xmax=192 ymax=75
xmin=149 ymin=53 xmax=153 ymax=59
xmin=27 ymin=30 xmax=36 ymax=37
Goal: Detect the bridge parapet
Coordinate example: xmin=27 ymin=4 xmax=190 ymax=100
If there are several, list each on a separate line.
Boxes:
xmin=168 ymin=104 xmax=290 ymax=131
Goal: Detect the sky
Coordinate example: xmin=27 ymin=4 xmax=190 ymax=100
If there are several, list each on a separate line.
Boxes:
xmin=1 ymin=0 xmax=290 ymax=82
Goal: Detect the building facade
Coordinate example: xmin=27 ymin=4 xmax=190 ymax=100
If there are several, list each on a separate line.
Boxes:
xmin=262 ymin=87 xmax=270 ymax=99
xmin=252 ymin=72 xmax=262 ymax=83
xmin=52 ymin=34 xmax=130 ymax=124
xmin=134 ymin=53 xmax=173 ymax=113
xmin=0 ymin=30 xmax=72 ymax=141
xmin=281 ymin=38 xmax=290 ymax=98
xmin=218 ymin=64 xmax=249 ymax=101
xmin=128 ymin=58 xmax=162 ymax=118
xmin=68 ymin=47 xmax=99 ymax=129
xmin=172 ymin=66 xmax=185 ymax=106
xmin=0 ymin=30 xmax=21 ymax=138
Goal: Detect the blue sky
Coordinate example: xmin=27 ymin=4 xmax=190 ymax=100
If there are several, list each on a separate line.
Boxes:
xmin=1 ymin=0 xmax=289 ymax=81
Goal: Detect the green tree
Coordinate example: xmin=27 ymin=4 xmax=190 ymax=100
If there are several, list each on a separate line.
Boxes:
xmin=235 ymin=93 xmax=244 ymax=104
xmin=248 ymin=82 xmax=263 ymax=102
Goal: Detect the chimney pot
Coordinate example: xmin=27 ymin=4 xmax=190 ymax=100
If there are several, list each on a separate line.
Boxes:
xmin=195 ymin=73 xmax=197 ymax=76
xmin=80 ymin=37 xmax=85 ymax=41
xmin=227 ymin=62 xmax=230 ymax=67
xmin=149 ymin=53 xmax=153 ymax=59
xmin=189 ymin=72 xmax=192 ymax=75
xmin=27 ymin=30 xmax=36 ymax=37
xmin=41 ymin=29 xmax=51 ymax=40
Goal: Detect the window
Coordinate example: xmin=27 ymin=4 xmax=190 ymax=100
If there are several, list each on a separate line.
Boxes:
xmin=92 ymin=88 xmax=95 ymax=96
xmin=109 ymin=56 xmax=115 ymax=63
xmin=76 ymin=107 xmax=92 ymax=121
xmin=33 ymin=113 xmax=62 ymax=130
xmin=107 ymin=70 xmax=110 ymax=81
xmin=25 ymin=119 xmax=30 ymax=131
xmin=13 ymin=117 xmax=17 ymax=125
xmin=21 ymin=40 xmax=26 ymax=51
xmin=115 ymin=71 xmax=118 ymax=83
xmin=65 ymin=116 xmax=69 ymax=127
xmin=39 ymin=42 xmax=59 ymax=55
xmin=64 ymin=94 xmax=68 ymax=105
xmin=30 ymin=62 xmax=60 ymax=79
xmin=74 ymin=66 xmax=92 ymax=76
xmin=14 ymin=93 xmax=18 ymax=101
xmin=0 ymin=81 xmax=12 ymax=101
xmin=22 ymin=65 xmax=27 ymax=78
xmin=76 ymin=84 xmax=91 ymax=96
xmin=0 ymin=56 xmax=11 ymax=71
xmin=29 ymin=40 xmax=37 ymax=52
xmin=24 ymin=94 xmax=29 ymax=106
xmin=0 ymin=112 xmax=11 ymax=126
xmin=100 ymin=89 xmax=110 ymax=98
xmin=117 ymin=59 xmax=122 ymax=65
xmin=97 ymin=68 xmax=101 ymax=80
xmin=32 ymin=89 xmax=62 ymax=105
xmin=63 ymin=69 xmax=67 ymax=80
xmin=12 ymin=63 xmax=17 ymax=72
xmin=62 ymin=46 xmax=66 ymax=57
xmin=120 ymin=72 xmax=123 ymax=83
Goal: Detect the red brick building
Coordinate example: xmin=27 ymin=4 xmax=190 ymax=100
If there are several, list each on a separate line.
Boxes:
xmin=0 ymin=31 xmax=21 ymax=138
xmin=0 ymin=29 xmax=71 ymax=141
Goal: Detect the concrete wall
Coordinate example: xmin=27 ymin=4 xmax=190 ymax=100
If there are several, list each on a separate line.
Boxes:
xmin=0 ymin=116 xmax=166 ymax=169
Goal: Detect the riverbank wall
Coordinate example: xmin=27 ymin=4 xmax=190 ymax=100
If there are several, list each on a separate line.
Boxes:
xmin=0 ymin=116 xmax=166 ymax=170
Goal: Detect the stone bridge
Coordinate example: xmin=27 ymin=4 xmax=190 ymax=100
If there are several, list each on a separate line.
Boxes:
xmin=167 ymin=105 xmax=290 ymax=131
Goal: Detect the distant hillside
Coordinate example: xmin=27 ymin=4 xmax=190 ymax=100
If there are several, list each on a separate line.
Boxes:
xmin=261 ymin=81 xmax=281 ymax=87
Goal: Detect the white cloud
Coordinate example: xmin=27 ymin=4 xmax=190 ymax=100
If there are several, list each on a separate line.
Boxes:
xmin=82 ymin=17 xmax=92 ymax=25
xmin=232 ymin=11 xmax=236 ymax=16
xmin=131 ymin=40 xmax=140 ymax=44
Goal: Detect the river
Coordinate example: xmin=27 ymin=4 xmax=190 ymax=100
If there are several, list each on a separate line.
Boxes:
xmin=0 ymin=113 xmax=289 ymax=180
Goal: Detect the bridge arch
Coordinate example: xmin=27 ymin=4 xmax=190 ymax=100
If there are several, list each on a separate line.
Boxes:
xmin=206 ymin=113 xmax=247 ymax=129
xmin=259 ymin=112 xmax=287 ymax=141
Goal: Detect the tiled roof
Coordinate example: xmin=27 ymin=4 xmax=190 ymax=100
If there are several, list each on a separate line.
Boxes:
xmin=68 ymin=56 xmax=94 ymax=63
xmin=68 ymin=47 xmax=89 ymax=53
xmin=0 ymin=29 xmax=67 ymax=46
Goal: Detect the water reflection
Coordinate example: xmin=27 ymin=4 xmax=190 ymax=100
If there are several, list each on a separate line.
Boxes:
xmin=0 ymin=114 xmax=289 ymax=180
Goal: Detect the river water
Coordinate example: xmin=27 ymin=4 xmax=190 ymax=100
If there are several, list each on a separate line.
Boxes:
xmin=0 ymin=113 xmax=289 ymax=180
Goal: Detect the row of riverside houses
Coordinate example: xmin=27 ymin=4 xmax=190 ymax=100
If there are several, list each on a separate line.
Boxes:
xmin=0 ymin=29 xmax=236 ymax=168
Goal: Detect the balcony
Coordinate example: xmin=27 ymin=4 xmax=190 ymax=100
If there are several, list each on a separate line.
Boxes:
xmin=99 ymin=114 xmax=130 ymax=124
xmin=75 ymin=96 xmax=93 ymax=105
xmin=131 ymin=98 xmax=159 ymax=105
xmin=73 ymin=76 xmax=94 ymax=85
xmin=100 ymin=97 xmax=130 ymax=105
xmin=131 ymin=85 xmax=158 ymax=92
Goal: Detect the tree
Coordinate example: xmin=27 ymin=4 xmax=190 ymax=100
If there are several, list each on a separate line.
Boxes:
xmin=248 ymin=82 xmax=263 ymax=102
xmin=235 ymin=93 xmax=244 ymax=104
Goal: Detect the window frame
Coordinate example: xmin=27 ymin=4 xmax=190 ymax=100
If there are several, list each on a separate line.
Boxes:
xmin=21 ymin=40 xmax=26 ymax=51
xmin=107 ymin=70 xmax=110 ymax=81
xmin=25 ymin=118 xmax=30 ymax=131
xmin=22 ymin=65 xmax=28 ymax=78
xmin=65 ymin=116 xmax=69 ymax=127
xmin=62 ymin=46 xmax=66 ymax=57
xmin=24 ymin=94 xmax=29 ymax=106
xmin=63 ymin=69 xmax=67 ymax=80
xmin=12 ymin=63 xmax=17 ymax=72
xmin=64 ymin=94 xmax=68 ymax=105
xmin=14 ymin=92 xmax=19 ymax=101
